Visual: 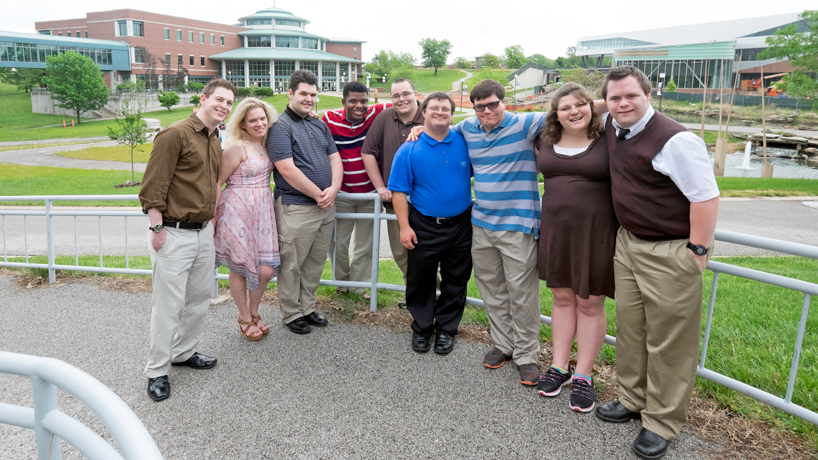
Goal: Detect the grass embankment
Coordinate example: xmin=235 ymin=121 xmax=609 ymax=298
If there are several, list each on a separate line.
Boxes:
xmin=0 ymin=83 xmax=343 ymax=143
xmin=0 ymin=165 xmax=143 ymax=206
xmin=12 ymin=253 xmax=818 ymax=451
xmin=464 ymin=69 xmax=510 ymax=89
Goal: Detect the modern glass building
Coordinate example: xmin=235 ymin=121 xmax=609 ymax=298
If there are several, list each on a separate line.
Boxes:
xmin=576 ymin=13 xmax=806 ymax=92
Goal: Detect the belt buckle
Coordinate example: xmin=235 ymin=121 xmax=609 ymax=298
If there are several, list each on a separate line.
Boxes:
xmin=435 ymin=217 xmax=446 ymax=225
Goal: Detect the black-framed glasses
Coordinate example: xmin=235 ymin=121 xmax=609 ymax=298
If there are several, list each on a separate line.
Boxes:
xmin=474 ymin=101 xmax=502 ymax=112
xmin=391 ymin=91 xmax=415 ymax=100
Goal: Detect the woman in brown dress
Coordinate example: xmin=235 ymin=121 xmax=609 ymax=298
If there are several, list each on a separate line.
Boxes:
xmin=535 ymin=83 xmax=617 ymax=413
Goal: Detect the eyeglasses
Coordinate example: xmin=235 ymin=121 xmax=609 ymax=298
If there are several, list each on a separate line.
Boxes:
xmin=426 ymin=107 xmax=450 ymax=113
xmin=473 ymin=101 xmax=502 ymax=112
xmin=391 ymin=91 xmax=415 ymax=100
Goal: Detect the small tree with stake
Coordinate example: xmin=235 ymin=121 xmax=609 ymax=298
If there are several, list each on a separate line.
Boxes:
xmin=107 ymin=98 xmax=151 ymax=184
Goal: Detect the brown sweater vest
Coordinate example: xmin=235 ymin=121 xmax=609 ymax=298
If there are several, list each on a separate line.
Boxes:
xmin=606 ymin=112 xmax=691 ymax=241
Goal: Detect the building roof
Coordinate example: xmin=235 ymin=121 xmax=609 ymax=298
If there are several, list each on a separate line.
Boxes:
xmin=577 ymin=12 xmax=803 ymax=56
xmin=208 ymin=48 xmax=362 ymax=63
xmin=327 ymin=38 xmax=366 ymax=44
xmin=237 ymin=7 xmax=309 ymax=25
xmin=0 ymin=30 xmax=129 ymax=49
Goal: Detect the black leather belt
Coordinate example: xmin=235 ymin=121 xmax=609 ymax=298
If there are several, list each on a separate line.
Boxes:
xmin=163 ymin=220 xmax=208 ymax=230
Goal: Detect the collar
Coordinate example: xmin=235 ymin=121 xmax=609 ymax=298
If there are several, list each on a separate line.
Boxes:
xmin=420 ymin=129 xmax=454 ymax=147
xmin=285 ymin=105 xmax=309 ymax=121
xmin=612 ymin=105 xmax=654 ymax=140
xmin=476 ymin=111 xmax=512 ymax=133
xmin=189 ymin=112 xmax=218 ymax=137
xmin=391 ymin=102 xmax=423 ymax=125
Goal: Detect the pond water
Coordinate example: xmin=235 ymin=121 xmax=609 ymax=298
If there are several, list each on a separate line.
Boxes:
xmin=712 ymin=148 xmax=818 ymax=179
xmin=666 ymin=112 xmax=793 ymax=130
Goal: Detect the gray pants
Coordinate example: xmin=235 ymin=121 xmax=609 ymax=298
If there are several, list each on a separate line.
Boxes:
xmin=329 ymin=197 xmax=375 ymax=294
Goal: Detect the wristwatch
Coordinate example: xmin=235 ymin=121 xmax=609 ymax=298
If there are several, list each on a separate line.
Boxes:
xmin=148 ymin=223 xmax=164 ymax=233
xmin=686 ymin=242 xmax=708 ymax=256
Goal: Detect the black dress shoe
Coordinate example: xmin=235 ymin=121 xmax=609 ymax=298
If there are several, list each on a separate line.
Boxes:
xmin=411 ymin=332 xmax=431 ymax=353
xmin=434 ymin=331 xmax=455 ymax=355
xmin=595 ymin=399 xmax=641 ymax=423
xmin=171 ymin=352 xmax=217 ymax=370
xmin=286 ymin=317 xmax=312 ymax=334
xmin=632 ymin=428 xmax=668 ymax=460
xmin=147 ymin=375 xmax=170 ymax=401
xmin=304 ymin=311 xmax=328 ymax=327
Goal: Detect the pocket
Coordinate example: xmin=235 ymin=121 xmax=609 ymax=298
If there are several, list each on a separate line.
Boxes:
xmin=682 ymin=245 xmax=704 ymax=273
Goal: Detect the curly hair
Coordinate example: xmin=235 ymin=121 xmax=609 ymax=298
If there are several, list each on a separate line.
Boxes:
xmin=541 ymin=83 xmax=602 ymax=146
xmin=225 ymin=97 xmax=277 ymax=147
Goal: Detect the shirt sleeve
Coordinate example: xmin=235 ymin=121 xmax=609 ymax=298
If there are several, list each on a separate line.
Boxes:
xmin=387 ymin=143 xmax=413 ymax=194
xmin=266 ymin=121 xmax=293 ymax=163
xmin=652 ymin=131 xmax=720 ymax=202
xmin=527 ymin=112 xmax=546 ymax=140
xmin=138 ymin=126 xmax=182 ymax=214
xmin=452 ymin=121 xmax=463 ymax=136
xmin=322 ymin=122 xmax=338 ymax=156
xmin=361 ymin=113 xmax=383 ymax=160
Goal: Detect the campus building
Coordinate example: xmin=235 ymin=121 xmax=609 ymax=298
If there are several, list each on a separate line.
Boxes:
xmin=32 ymin=7 xmax=363 ymax=91
xmin=576 ymin=13 xmax=806 ymax=92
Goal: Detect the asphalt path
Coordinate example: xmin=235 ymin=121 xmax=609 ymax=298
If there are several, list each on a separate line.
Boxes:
xmin=0 ymin=276 xmax=718 ymax=459
xmin=0 ymin=141 xmax=145 ymax=172
xmin=1 ymin=199 xmax=816 ymax=260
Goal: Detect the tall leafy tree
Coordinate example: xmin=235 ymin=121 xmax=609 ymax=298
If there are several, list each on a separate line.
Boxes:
xmin=107 ymin=98 xmax=151 ymax=183
xmin=528 ymin=53 xmax=554 ymax=67
xmin=44 ymin=51 xmax=109 ymax=124
xmin=480 ymin=53 xmax=499 ymax=69
xmin=504 ymin=45 xmax=527 ymax=70
xmin=7 ymin=68 xmax=46 ymax=92
xmin=419 ymin=38 xmax=452 ymax=75
xmin=760 ymin=10 xmax=818 ymax=99
xmin=364 ymin=50 xmax=415 ymax=80
xmin=453 ymin=56 xmax=472 ymax=69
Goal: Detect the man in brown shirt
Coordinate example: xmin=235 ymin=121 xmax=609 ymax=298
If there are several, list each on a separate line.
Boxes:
xmin=361 ymin=78 xmax=424 ymax=306
xmin=138 ymin=78 xmax=236 ymax=402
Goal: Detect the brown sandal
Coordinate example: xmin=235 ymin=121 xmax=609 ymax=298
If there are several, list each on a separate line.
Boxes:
xmin=252 ymin=315 xmax=270 ymax=335
xmin=238 ymin=317 xmax=263 ymax=341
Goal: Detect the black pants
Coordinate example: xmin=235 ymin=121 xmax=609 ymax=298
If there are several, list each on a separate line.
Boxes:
xmin=406 ymin=205 xmax=473 ymax=337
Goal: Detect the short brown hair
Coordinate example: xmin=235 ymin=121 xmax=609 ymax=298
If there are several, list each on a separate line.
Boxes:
xmin=421 ymin=92 xmax=456 ymax=114
xmin=203 ymin=78 xmax=237 ymax=99
xmin=541 ymin=83 xmax=602 ymax=145
xmin=391 ymin=78 xmax=415 ymax=91
xmin=470 ymin=79 xmax=505 ymax=104
xmin=601 ymin=65 xmax=651 ymax=101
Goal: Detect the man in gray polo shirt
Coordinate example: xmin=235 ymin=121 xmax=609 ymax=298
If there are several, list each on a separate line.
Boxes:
xmin=267 ymin=69 xmax=343 ymax=334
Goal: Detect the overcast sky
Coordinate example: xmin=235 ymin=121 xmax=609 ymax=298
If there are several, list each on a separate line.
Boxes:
xmin=2 ymin=1 xmax=815 ymax=63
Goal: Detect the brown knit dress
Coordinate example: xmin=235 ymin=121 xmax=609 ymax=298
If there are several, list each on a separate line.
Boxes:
xmin=536 ymin=135 xmax=617 ymax=299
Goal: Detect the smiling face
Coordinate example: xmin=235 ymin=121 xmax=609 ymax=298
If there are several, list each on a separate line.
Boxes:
xmin=288 ymin=82 xmax=317 ymax=118
xmin=343 ymin=92 xmax=368 ymax=123
xmin=605 ymin=75 xmax=651 ymax=129
xmin=555 ymin=93 xmax=592 ymax=135
xmin=198 ymin=87 xmax=234 ymax=129
xmin=473 ymin=94 xmax=505 ymax=132
xmin=422 ymin=97 xmax=453 ymax=131
xmin=241 ymin=107 xmax=268 ymax=141
xmin=390 ymin=81 xmax=417 ymax=117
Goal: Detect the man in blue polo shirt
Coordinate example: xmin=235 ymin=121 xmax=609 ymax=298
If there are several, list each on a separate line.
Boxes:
xmin=388 ymin=92 xmax=472 ymax=355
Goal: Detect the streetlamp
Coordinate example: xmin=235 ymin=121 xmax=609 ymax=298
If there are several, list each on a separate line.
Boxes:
xmin=460 ymin=82 xmax=468 ymax=112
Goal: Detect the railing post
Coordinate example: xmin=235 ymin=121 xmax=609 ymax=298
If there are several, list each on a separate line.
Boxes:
xmin=699 ymin=271 xmax=720 ymax=370
xmin=785 ymin=293 xmax=811 ymax=403
xmin=45 ymin=200 xmax=55 ymax=284
xmin=370 ymin=194 xmax=382 ymax=313
xmin=31 ymin=375 xmax=61 ymax=460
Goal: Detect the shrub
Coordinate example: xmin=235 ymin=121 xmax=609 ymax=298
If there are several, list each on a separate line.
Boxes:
xmin=187 ymin=82 xmax=204 ymax=93
xmin=236 ymin=86 xmax=254 ymax=99
xmin=666 ymin=78 xmax=677 ymax=92
xmin=254 ymin=86 xmax=274 ymax=98
xmin=158 ymin=91 xmax=180 ymax=112
xmin=189 ymin=94 xmax=201 ymax=107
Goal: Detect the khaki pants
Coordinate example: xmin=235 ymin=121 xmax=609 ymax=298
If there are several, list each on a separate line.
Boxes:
xmin=329 ymin=197 xmax=374 ymax=294
xmin=471 ymin=226 xmax=541 ymax=365
xmin=613 ymin=227 xmax=712 ymax=440
xmin=145 ymin=225 xmax=214 ymax=379
xmin=275 ymin=198 xmax=335 ymax=324
xmin=384 ymin=205 xmax=408 ymax=284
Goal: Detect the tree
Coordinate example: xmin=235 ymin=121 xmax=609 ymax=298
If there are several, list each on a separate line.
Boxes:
xmin=7 ymin=68 xmax=46 ymax=92
xmin=419 ymin=38 xmax=452 ymax=75
xmin=43 ymin=51 xmax=109 ymax=124
xmin=558 ymin=67 xmax=607 ymax=95
xmin=141 ymin=49 xmax=160 ymax=91
xmin=107 ymin=98 xmax=151 ymax=183
xmin=504 ymin=45 xmax=527 ymax=70
xmin=759 ymin=10 xmax=818 ymax=99
xmin=364 ymin=50 xmax=416 ymax=79
xmin=666 ymin=78 xmax=677 ymax=92
xmin=158 ymin=91 xmax=180 ymax=112
xmin=453 ymin=56 xmax=472 ymax=69
xmin=189 ymin=94 xmax=201 ymax=107
xmin=528 ymin=53 xmax=555 ymax=67
xmin=188 ymin=82 xmax=205 ymax=93
xmin=480 ymin=53 xmax=499 ymax=69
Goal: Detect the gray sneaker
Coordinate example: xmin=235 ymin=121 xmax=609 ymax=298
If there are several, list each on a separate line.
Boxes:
xmin=483 ymin=347 xmax=511 ymax=369
xmin=518 ymin=363 xmax=540 ymax=386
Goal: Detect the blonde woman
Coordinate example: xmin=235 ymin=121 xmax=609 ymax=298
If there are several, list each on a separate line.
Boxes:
xmin=213 ymin=97 xmax=280 ymax=341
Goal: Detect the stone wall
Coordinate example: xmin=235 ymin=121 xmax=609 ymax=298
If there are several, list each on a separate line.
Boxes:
xmin=31 ymin=88 xmax=198 ymax=119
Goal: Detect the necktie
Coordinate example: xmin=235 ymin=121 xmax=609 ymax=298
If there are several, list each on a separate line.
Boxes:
xmin=617 ymin=128 xmax=630 ymax=142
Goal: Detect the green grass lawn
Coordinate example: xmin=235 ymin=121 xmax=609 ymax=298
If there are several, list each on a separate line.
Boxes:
xmin=409 ymin=70 xmax=466 ymax=92
xmin=0 ymin=164 xmax=142 ymax=205
xmin=55 ymin=143 xmax=154 ymax=163
xmin=464 ymin=70 xmax=511 ymax=90
xmin=716 ymin=177 xmax=818 ymax=197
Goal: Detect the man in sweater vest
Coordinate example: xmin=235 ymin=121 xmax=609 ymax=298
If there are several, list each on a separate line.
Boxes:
xmin=594 ymin=66 xmax=719 ymax=460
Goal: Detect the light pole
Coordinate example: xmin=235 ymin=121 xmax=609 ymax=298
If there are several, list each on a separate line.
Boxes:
xmin=460 ymin=82 xmax=467 ymax=112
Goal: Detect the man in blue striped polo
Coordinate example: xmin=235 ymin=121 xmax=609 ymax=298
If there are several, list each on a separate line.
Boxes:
xmin=455 ymin=79 xmax=544 ymax=386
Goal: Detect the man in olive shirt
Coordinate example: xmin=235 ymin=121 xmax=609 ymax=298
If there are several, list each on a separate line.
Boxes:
xmin=138 ymin=78 xmax=236 ymax=402
xmin=361 ymin=78 xmax=424 ymax=305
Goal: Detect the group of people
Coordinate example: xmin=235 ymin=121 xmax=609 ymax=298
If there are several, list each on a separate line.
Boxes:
xmin=138 ymin=65 xmax=719 ymax=460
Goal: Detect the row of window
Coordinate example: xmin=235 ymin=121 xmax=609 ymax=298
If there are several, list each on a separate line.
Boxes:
xmin=116 ymin=20 xmax=143 ymax=37
xmin=222 ymin=60 xmax=354 ymax=78
xmin=615 ymin=58 xmax=731 ymax=89
xmin=39 ymin=30 xmax=88 ymax=38
xmin=246 ymin=35 xmax=319 ymax=50
xmin=163 ymin=28 xmax=224 ymax=46
xmin=244 ymin=18 xmax=302 ymax=27
xmin=0 ymin=42 xmax=112 ymax=65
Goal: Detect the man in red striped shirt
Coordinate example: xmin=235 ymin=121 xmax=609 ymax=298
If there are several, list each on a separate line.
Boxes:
xmin=323 ymin=81 xmax=389 ymax=297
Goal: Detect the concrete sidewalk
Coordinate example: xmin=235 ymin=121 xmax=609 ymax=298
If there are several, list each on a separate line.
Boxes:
xmin=0 ymin=276 xmax=717 ymax=459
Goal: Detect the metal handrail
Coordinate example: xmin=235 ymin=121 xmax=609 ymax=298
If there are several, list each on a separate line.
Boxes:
xmin=0 ymin=351 xmax=163 ymax=460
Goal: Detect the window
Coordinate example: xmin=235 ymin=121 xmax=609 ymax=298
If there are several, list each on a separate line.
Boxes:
xmin=210 ymin=34 xmax=215 ymax=45
xmin=248 ymin=60 xmax=270 ymax=77
xmin=275 ymin=36 xmax=299 ymax=48
xmin=67 ymin=32 xmax=71 ymax=37
xmin=176 ymin=30 xmax=182 ymax=41
xmin=300 ymin=61 xmax=319 ymax=73
xmin=188 ymin=32 xmax=193 ymax=43
xmin=274 ymin=61 xmax=295 ymax=76
xmin=354 ymin=52 xmax=357 ymax=57
xmin=117 ymin=21 xmax=127 ymax=36
xmin=165 ymin=53 xmax=171 ymax=65
xmin=354 ymin=47 xmax=357 ymax=51
xmin=302 ymin=38 xmax=318 ymax=50
xmin=164 ymin=28 xmax=169 ymax=40
xmin=199 ymin=32 xmax=204 ymax=44
xmin=189 ymin=55 xmax=194 ymax=66
xmin=321 ymin=63 xmax=336 ymax=77
xmin=38 ymin=30 xmax=51 ymax=35
xmin=85 ymin=31 xmax=88 ymax=38
xmin=247 ymin=36 xmax=271 ymax=47
xmin=200 ymin=56 xmax=205 ymax=66
xmin=58 ymin=32 xmax=62 ymax=36
xmin=133 ymin=22 xmax=143 ymax=37
xmin=246 ymin=19 xmax=271 ymax=26
xmin=76 ymin=31 xmax=81 ymax=37
xmin=275 ymin=19 xmax=301 ymax=27
xmin=220 ymin=36 xmax=224 ymax=46
xmin=177 ymin=54 xmax=183 ymax=67
xmin=134 ymin=47 xmax=145 ymax=63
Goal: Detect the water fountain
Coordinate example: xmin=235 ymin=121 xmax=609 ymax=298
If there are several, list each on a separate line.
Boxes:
xmin=738 ymin=141 xmax=754 ymax=170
